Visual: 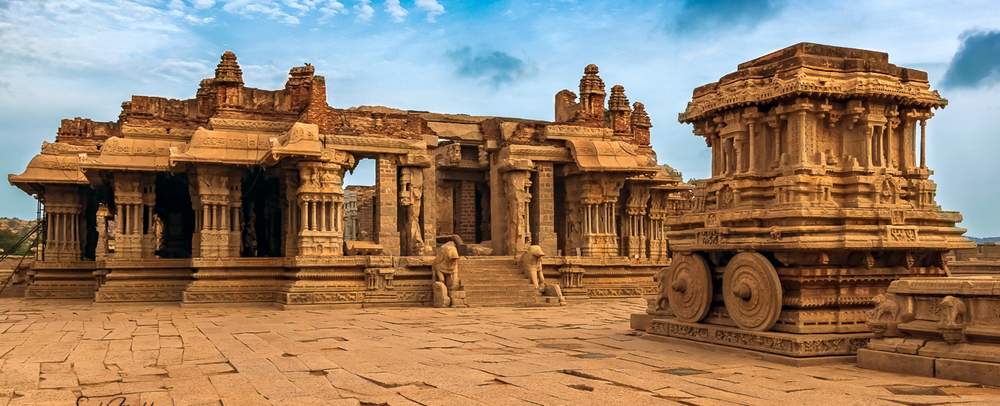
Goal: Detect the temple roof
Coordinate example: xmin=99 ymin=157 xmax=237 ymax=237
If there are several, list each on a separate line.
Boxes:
xmin=679 ymin=42 xmax=948 ymax=123
xmin=566 ymin=139 xmax=656 ymax=173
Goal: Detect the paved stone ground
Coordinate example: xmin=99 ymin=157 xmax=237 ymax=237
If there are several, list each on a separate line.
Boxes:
xmin=1 ymin=298 xmax=998 ymax=406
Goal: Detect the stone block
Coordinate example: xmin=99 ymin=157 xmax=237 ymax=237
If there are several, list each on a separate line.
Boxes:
xmin=630 ymin=313 xmax=654 ymax=331
xmin=935 ymin=358 xmax=1000 ymax=386
xmin=857 ymin=348 xmax=935 ymax=377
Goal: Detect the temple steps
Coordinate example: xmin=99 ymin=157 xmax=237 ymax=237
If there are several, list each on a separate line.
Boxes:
xmin=459 ymin=256 xmax=544 ymax=307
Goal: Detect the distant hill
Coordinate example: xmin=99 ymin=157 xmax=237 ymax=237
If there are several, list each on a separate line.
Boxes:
xmin=971 ymin=237 xmax=1000 ymax=244
xmin=0 ymin=217 xmax=37 ymax=255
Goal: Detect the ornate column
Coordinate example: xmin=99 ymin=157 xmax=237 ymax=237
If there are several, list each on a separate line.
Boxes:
xmin=623 ymin=184 xmax=650 ymax=259
xmin=399 ymin=154 xmax=430 ymax=256
xmin=375 ymin=155 xmax=400 ymax=255
xmin=502 ymin=166 xmax=533 ymax=255
xmin=140 ymin=174 xmax=158 ymax=258
xmin=456 ymin=180 xmax=477 ymax=243
xmin=919 ymin=118 xmax=927 ymax=168
xmin=42 ymin=185 xmax=83 ymax=262
xmin=295 ymin=161 xmax=346 ymax=257
xmin=112 ymin=173 xmax=144 ymax=259
xmin=190 ymin=166 xmax=240 ymax=258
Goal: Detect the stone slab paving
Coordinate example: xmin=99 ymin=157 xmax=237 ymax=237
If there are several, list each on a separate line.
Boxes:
xmin=1 ymin=299 xmax=999 ymax=406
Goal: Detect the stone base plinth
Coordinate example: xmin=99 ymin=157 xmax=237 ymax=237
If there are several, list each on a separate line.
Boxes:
xmin=859 ymin=346 xmax=1000 ymax=387
xmin=95 ymin=260 xmax=193 ymax=302
xmin=645 ymin=318 xmax=870 ymax=358
xmin=24 ymin=262 xmax=97 ymax=299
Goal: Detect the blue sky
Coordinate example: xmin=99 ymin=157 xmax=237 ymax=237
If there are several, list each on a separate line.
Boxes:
xmin=1 ymin=0 xmax=999 ymax=236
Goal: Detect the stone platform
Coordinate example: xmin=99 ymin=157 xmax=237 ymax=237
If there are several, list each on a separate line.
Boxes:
xmin=858 ymin=276 xmax=1000 ymax=386
xmin=644 ymin=318 xmax=870 ymax=360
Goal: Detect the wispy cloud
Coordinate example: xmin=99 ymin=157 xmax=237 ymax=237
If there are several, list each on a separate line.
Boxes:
xmin=670 ymin=0 xmax=786 ymax=35
xmin=222 ymin=0 xmax=302 ymax=24
xmin=384 ymin=0 xmax=407 ymax=22
xmin=354 ymin=0 xmax=374 ymax=21
xmin=446 ymin=47 xmax=531 ymax=87
xmin=151 ymin=59 xmax=212 ymax=82
xmin=942 ymin=30 xmax=1000 ymax=89
xmin=415 ymin=0 xmax=444 ymax=22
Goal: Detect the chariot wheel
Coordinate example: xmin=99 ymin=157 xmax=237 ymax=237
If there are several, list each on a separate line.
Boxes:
xmin=666 ymin=253 xmax=713 ymax=323
xmin=722 ymin=252 xmax=782 ymax=331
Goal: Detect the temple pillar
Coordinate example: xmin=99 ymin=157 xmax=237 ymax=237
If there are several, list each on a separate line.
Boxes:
xmin=920 ymin=119 xmax=927 ymax=168
xmin=41 ymin=185 xmax=83 ymax=262
xmin=533 ymin=162 xmax=558 ymax=256
xmin=623 ymin=184 xmax=650 ymax=260
xmin=295 ymin=161 xmax=346 ymax=257
xmin=375 ymin=156 xmax=400 ymax=255
xmin=190 ymin=166 xmax=241 ymax=258
xmin=399 ymin=164 xmax=427 ymax=256
xmin=111 ymin=173 xmax=145 ymax=259
xmin=502 ymin=167 xmax=533 ymax=255
xmin=421 ymin=155 xmax=437 ymax=254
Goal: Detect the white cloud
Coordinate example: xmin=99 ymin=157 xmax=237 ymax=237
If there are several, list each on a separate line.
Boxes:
xmin=0 ymin=0 xmax=188 ymax=68
xmin=191 ymin=0 xmax=216 ymax=9
xmin=354 ymin=0 xmax=374 ymax=22
xmin=152 ymin=59 xmax=213 ymax=82
xmin=318 ymin=0 xmax=347 ymax=20
xmin=384 ymin=0 xmax=407 ymax=22
xmin=222 ymin=0 xmax=300 ymax=24
xmin=415 ymin=0 xmax=443 ymax=22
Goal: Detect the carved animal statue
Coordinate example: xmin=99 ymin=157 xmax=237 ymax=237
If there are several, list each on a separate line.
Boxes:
xmin=432 ymin=242 xmax=461 ymax=290
xmin=519 ymin=245 xmax=546 ymax=289
xmin=938 ymin=295 xmax=968 ymax=344
xmin=518 ymin=245 xmax=566 ymax=305
xmin=867 ymin=293 xmax=902 ymax=337
xmin=655 ymin=267 xmax=670 ymax=312
xmin=939 ymin=295 xmax=967 ymax=329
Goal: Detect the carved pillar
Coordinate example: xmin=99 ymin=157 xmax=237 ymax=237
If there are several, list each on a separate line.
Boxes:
xmin=503 ymin=168 xmax=533 ymax=255
xmin=190 ymin=166 xmax=240 ymax=258
xmin=623 ymin=184 xmax=650 ymax=260
xmin=421 ymin=154 xmax=437 ymax=254
xmin=42 ymin=185 xmax=83 ymax=262
xmin=533 ymin=162 xmax=558 ymax=256
xmin=112 ymin=173 xmax=144 ymax=259
xmin=295 ymin=161 xmax=346 ymax=257
xmin=399 ymin=165 xmax=427 ymax=256
xmin=919 ymin=119 xmax=927 ymax=168
xmin=283 ymin=169 xmax=299 ymax=256
xmin=375 ymin=156 xmax=400 ymax=255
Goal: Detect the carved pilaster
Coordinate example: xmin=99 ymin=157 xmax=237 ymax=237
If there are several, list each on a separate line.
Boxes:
xmin=295 ymin=161 xmax=346 ymax=257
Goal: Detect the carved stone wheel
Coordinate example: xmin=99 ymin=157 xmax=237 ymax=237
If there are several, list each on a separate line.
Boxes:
xmin=666 ymin=253 xmax=713 ymax=323
xmin=723 ymin=252 xmax=782 ymax=332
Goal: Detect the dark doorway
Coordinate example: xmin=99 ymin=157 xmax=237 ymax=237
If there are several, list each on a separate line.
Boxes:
xmin=154 ymin=173 xmax=194 ymax=258
xmin=242 ymin=168 xmax=283 ymax=257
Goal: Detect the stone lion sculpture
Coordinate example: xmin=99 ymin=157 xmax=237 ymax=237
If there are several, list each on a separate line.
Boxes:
xmin=431 ymin=242 xmax=466 ymax=307
xmin=518 ymin=245 xmax=565 ymax=305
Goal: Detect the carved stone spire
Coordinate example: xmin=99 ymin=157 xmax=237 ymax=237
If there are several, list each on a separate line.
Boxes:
xmin=578 ymin=64 xmax=606 ymax=122
xmin=214 ymin=51 xmax=244 ymax=85
xmin=609 ymin=85 xmax=630 ymax=111
xmin=609 ymin=85 xmax=631 ymax=134
xmin=631 ymin=101 xmax=652 ymax=146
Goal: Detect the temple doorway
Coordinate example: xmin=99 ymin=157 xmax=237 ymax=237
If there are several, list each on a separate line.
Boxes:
xmin=343 ymin=158 xmax=376 ymax=243
xmin=241 ymin=168 xmax=283 ymax=257
xmin=154 ymin=173 xmax=194 ymax=258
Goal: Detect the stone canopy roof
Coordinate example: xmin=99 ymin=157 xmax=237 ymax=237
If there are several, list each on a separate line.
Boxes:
xmin=679 ymin=42 xmax=948 ymax=123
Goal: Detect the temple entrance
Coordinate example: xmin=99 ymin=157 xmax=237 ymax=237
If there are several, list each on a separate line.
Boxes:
xmin=154 ymin=173 xmax=194 ymax=258
xmin=343 ymin=158 xmax=376 ymax=243
xmin=241 ymin=168 xmax=283 ymax=257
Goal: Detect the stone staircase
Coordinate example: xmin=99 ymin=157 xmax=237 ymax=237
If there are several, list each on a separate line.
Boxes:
xmin=460 ymin=256 xmax=544 ymax=307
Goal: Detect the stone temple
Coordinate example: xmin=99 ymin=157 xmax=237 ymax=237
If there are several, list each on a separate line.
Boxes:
xmin=9 ymin=41 xmax=1000 ymax=387
xmin=9 ymin=51 xmax=688 ymax=307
